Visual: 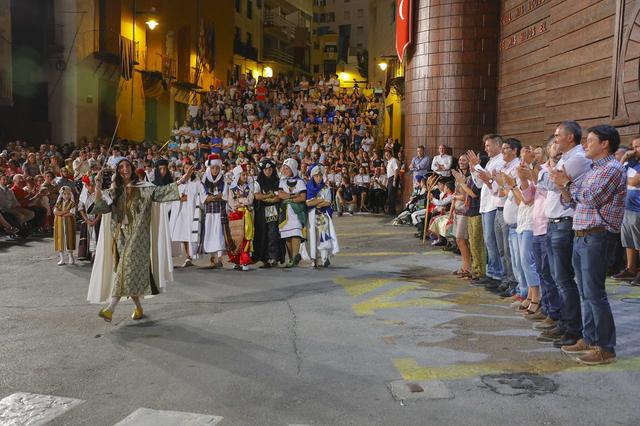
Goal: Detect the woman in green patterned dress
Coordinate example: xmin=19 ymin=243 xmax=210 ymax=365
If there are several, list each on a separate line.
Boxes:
xmin=91 ymin=158 xmax=194 ymax=322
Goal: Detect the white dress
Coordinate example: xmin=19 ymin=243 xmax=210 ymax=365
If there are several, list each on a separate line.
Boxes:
xmin=279 ymin=177 xmax=307 ymax=239
xmin=169 ymin=180 xmax=205 ymax=254
xmin=308 ymin=186 xmax=339 ymax=261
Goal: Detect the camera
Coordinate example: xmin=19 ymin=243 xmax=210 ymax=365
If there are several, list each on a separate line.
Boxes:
xmin=100 ymin=169 xmax=113 ymax=190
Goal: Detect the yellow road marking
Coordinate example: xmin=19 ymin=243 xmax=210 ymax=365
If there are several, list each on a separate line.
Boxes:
xmin=352 ymin=285 xmax=453 ymax=316
xmin=393 ymin=356 xmax=640 ymax=382
xmin=334 ymin=276 xmax=394 ymax=297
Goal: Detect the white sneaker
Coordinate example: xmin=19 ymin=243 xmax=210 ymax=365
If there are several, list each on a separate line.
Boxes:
xmin=68 ymin=254 xmax=76 ymax=265
xmin=182 ymin=258 xmax=193 ymax=267
xmin=57 ymin=259 xmax=65 ymax=266
xmin=242 ymin=265 xmax=249 ymax=271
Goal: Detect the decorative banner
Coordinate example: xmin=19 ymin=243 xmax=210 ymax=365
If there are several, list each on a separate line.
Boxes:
xmin=395 ymin=0 xmax=413 ymax=63
xmin=0 ymin=0 xmax=12 ymax=106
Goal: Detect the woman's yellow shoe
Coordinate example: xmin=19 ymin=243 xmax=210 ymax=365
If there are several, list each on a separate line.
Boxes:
xmin=98 ymin=308 xmax=113 ymax=322
xmin=132 ymin=307 xmax=144 ymax=320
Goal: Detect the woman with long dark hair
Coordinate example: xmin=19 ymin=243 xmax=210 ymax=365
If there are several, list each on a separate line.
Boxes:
xmin=88 ymin=158 xmax=193 ymax=323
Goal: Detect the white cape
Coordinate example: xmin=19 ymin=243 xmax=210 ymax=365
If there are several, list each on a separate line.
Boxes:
xmin=87 ymin=188 xmax=174 ymax=304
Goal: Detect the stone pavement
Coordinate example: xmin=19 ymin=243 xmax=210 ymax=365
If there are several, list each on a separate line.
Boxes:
xmin=0 ymin=215 xmax=639 ymax=425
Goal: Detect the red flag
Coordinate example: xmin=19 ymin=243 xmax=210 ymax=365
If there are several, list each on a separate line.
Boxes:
xmin=395 ymin=0 xmax=413 ymax=63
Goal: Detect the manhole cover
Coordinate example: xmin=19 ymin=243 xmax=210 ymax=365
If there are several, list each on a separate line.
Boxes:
xmin=481 ymin=373 xmax=557 ymax=396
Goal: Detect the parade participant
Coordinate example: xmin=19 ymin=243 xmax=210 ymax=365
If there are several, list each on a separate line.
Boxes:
xmin=53 ymin=186 xmax=76 ymax=265
xmin=200 ymin=154 xmax=227 ymax=269
xmin=152 ymin=158 xmax=173 ymax=186
xmin=77 ymin=175 xmax=101 ymax=261
xmin=253 ymin=158 xmax=284 ymax=268
xmin=226 ymin=164 xmax=254 ymax=271
xmin=278 ymin=158 xmax=307 ymax=268
xmin=169 ymin=160 xmax=205 ymax=267
xmin=88 ymin=158 xmax=193 ymax=323
xmin=306 ymin=164 xmax=339 ymax=267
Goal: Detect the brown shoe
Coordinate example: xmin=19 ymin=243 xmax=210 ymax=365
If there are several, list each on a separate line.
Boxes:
xmin=612 ymin=269 xmax=636 ymax=281
xmin=524 ymin=310 xmax=546 ymax=321
xmin=577 ymin=347 xmax=616 ymax=365
xmin=533 ymin=317 xmax=557 ymax=330
xmin=561 ymin=338 xmax=592 ymax=355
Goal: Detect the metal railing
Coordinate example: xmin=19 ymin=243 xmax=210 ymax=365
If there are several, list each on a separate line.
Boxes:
xmin=263 ymin=47 xmax=293 ymax=64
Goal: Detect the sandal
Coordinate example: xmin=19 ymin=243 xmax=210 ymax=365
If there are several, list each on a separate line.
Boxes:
xmin=524 ymin=301 xmax=541 ymax=315
xmin=518 ymin=298 xmax=532 ymax=311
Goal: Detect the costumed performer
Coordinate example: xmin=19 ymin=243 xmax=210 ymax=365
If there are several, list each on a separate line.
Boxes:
xmin=225 ymin=164 xmax=254 ymax=271
xmin=306 ymin=164 xmax=339 ymax=267
xmin=77 ymin=175 xmax=101 ymax=261
xmin=53 ymin=186 xmax=77 ymax=265
xmin=278 ymin=158 xmax=307 ymax=268
xmin=200 ymin=154 xmax=227 ymax=269
xmin=253 ymin=158 xmax=284 ymax=268
xmin=88 ymin=158 xmax=194 ymax=322
xmin=169 ymin=160 xmax=205 ymax=267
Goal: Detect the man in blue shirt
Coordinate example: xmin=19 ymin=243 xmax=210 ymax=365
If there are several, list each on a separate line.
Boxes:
xmin=409 ymin=146 xmax=431 ymax=184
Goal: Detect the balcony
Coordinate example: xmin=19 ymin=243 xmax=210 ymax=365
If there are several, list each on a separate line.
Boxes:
xmin=234 ymin=39 xmax=258 ymax=61
xmin=264 ymin=8 xmax=297 ymax=39
xmin=264 ymin=47 xmax=294 ymax=65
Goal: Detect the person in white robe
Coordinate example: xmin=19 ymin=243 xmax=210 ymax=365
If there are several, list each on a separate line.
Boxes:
xmin=169 ymin=161 xmax=205 ymax=267
xmin=200 ymin=153 xmax=227 ymax=268
xmin=306 ymin=164 xmax=339 ymax=267
xmin=278 ymin=158 xmax=307 ymax=268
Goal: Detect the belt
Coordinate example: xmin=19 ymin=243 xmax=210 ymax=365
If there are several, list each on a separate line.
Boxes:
xmin=575 ymin=227 xmax=606 ymax=237
xmin=549 ymin=216 xmax=572 ymax=223
xmin=496 ymin=207 xmax=504 ymax=211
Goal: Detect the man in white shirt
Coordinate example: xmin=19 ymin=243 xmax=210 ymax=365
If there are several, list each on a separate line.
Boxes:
xmin=385 ymin=150 xmax=400 ymax=215
xmin=432 ymin=144 xmax=453 ymax=177
xmin=542 ymin=120 xmax=592 ymax=348
xmin=467 ymin=134 xmax=505 ymax=286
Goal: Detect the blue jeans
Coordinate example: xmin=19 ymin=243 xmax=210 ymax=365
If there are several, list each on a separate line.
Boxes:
xmin=481 ymin=210 xmax=502 ymax=279
xmin=518 ymin=230 xmax=539 ymax=288
xmin=573 ymin=232 xmax=616 ymax=352
xmin=532 ymin=234 xmax=562 ymax=320
xmin=508 ymin=226 xmax=526 ymax=297
xmin=547 ymin=220 xmax=581 ymax=337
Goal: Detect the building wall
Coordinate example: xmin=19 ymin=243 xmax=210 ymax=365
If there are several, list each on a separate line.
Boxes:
xmin=404 ymin=0 xmax=500 ymax=162
xmin=497 ymin=0 xmax=640 ymax=146
xmin=367 ymin=0 xmax=394 ymax=86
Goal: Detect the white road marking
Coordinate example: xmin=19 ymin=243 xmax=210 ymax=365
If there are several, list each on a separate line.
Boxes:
xmin=113 ymin=408 xmax=223 ymax=426
xmin=0 ymin=392 xmax=84 ymax=426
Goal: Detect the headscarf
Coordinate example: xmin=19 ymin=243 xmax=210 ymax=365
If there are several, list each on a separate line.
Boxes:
xmin=306 ymin=164 xmax=332 ymax=216
xmin=257 ymin=158 xmax=279 ymax=193
xmin=283 ymin=158 xmax=299 ymax=178
xmin=56 ymin=185 xmax=74 ymax=204
xmin=152 ymin=158 xmax=173 ymax=186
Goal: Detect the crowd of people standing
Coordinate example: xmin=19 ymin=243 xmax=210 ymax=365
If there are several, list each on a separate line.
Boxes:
xmin=402 ymin=122 xmax=636 ymax=367
xmin=1 ymin=73 xmax=635 ymax=365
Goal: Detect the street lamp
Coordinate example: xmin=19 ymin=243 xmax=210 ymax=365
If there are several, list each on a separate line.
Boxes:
xmin=145 ymin=18 xmax=159 ymax=30
xmin=378 ymin=61 xmax=388 ymax=71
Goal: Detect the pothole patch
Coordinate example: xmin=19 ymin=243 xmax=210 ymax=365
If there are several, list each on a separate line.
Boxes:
xmin=480 ymin=373 xmax=558 ymax=397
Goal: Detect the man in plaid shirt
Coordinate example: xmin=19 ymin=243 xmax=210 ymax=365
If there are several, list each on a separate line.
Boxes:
xmin=551 ymin=125 xmax=626 ymax=365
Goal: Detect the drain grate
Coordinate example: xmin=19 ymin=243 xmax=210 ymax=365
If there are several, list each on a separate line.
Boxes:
xmin=481 ymin=373 xmax=558 ymax=397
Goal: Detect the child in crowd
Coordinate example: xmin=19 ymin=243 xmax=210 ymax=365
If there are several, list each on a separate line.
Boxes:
xmin=53 ymin=186 xmax=76 ymax=265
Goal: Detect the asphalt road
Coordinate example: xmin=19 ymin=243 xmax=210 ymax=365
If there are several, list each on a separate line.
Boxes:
xmin=1 ymin=215 xmax=639 ymax=426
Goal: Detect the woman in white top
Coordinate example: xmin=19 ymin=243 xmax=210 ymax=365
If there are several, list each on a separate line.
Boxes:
xmin=278 ymin=158 xmax=307 ymax=268
xmin=352 ymin=166 xmax=371 ymax=212
xmin=499 ymin=146 xmax=540 ymax=314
